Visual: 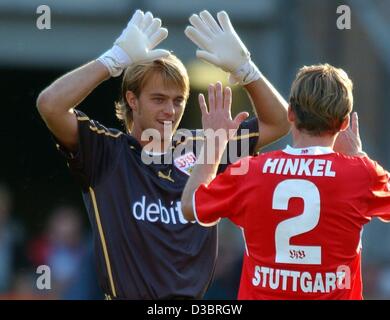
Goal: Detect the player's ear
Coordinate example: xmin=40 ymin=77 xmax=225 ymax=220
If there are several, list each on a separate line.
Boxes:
xmin=126 ymin=90 xmax=138 ymax=112
xmin=340 ymin=114 xmax=350 ymax=132
xmin=287 ymin=104 xmax=295 ymax=123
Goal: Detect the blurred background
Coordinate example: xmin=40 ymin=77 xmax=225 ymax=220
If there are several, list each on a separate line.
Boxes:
xmin=1 ymin=0 xmax=390 ymax=299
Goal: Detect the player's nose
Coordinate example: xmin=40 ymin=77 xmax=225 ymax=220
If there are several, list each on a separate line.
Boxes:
xmin=163 ymin=100 xmax=175 ymax=117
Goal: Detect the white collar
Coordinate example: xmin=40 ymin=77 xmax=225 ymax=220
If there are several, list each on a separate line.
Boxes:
xmin=282 ymin=145 xmax=335 ymax=156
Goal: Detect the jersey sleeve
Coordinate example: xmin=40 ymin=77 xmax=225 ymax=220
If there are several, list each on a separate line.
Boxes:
xmin=218 ymin=117 xmax=259 ymax=174
xmin=363 ymin=157 xmax=390 ymax=222
xmin=55 ymin=110 xmax=124 ymax=188
xmin=193 ymin=160 xmax=247 ymax=227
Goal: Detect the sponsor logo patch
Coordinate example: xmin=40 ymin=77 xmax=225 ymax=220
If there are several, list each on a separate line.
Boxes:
xmin=174 ymin=152 xmax=197 ymax=176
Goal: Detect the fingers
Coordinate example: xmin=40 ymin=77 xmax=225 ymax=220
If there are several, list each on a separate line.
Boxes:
xmin=131 ymin=11 xmax=167 ymax=49
xmin=145 ymin=18 xmax=162 ymax=37
xmin=141 ymin=11 xmax=153 ymax=31
xmin=215 ymin=82 xmax=223 ymax=112
xmin=234 ymin=112 xmax=250 ymax=127
xmin=189 ymin=14 xmax=214 ymax=39
xmin=208 ymin=84 xmax=216 ymax=112
xmin=198 ymin=94 xmax=208 ymax=115
xmin=185 ymin=26 xmax=211 ymax=50
xmin=207 ymin=82 xmax=231 ymax=113
xmin=148 ymin=28 xmax=168 ymax=48
xmin=223 ymin=86 xmax=232 ymax=114
xmin=217 ymin=11 xmax=234 ymax=32
xmin=199 ymin=10 xmax=222 ymax=34
xmin=351 ymin=112 xmax=360 ymax=137
xmin=129 ymin=10 xmax=144 ymax=28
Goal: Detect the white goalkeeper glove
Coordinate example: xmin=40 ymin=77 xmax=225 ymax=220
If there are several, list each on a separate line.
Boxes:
xmin=185 ymin=10 xmax=261 ymax=85
xmin=98 ymin=10 xmax=169 ymax=77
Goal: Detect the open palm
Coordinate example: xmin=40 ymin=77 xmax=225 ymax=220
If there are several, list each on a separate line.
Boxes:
xmin=198 ymin=82 xmax=249 ymax=140
xmin=334 ymin=112 xmax=364 ymax=156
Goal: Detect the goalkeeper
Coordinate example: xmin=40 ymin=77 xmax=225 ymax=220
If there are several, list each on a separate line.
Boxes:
xmin=36 ymin=10 xmax=290 ymax=299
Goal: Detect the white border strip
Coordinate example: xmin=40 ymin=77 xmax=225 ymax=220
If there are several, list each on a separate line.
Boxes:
xmin=240 ymin=227 xmax=250 ymax=256
xmin=193 ymin=190 xmax=220 ymax=227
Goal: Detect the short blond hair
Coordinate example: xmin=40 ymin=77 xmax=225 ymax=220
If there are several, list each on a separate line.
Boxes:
xmin=115 ymin=54 xmax=190 ymax=131
xmin=289 ymin=64 xmax=353 ymax=135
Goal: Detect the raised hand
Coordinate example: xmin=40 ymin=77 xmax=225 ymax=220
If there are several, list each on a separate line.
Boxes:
xmin=98 ymin=10 xmax=169 ymax=77
xmin=199 ymin=82 xmax=249 ymax=139
xmin=334 ymin=112 xmax=366 ymax=156
xmin=185 ymin=10 xmax=261 ymax=85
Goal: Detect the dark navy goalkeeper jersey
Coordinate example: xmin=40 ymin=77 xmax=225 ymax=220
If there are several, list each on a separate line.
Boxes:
xmin=56 ymin=109 xmax=259 ymax=299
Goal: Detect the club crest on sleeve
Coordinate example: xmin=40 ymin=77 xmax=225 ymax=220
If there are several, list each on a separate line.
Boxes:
xmin=174 ymin=152 xmax=197 ymax=176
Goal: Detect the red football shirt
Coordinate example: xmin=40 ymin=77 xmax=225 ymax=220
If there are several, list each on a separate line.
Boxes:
xmin=194 ymin=146 xmax=390 ymax=300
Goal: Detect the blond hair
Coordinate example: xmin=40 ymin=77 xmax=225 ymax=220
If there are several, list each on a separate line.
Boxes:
xmin=289 ymin=64 xmax=353 ymax=135
xmin=115 ymin=54 xmax=190 ymax=132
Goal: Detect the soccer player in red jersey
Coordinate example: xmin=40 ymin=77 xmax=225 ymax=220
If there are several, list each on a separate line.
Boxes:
xmin=182 ymin=64 xmax=390 ymax=300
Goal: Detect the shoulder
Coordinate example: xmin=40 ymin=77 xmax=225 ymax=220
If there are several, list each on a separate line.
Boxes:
xmin=324 ymin=153 xmax=388 ymax=189
xmin=223 ymin=155 xmax=261 ymax=177
xmin=357 ymin=155 xmax=389 ymax=181
xmin=74 ymin=110 xmax=124 ymax=139
xmin=235 ymin=117 xmax=260 ymax=142
xmin=334 ymin=153 xmax=381 ymax=174
xmin=238 ymin=116 xmax=259 ymax=131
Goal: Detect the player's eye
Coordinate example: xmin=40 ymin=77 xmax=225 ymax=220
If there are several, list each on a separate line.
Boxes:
xmin=174 ymin=98 xmax=184 ymax=107
xmin=153 ymin=98 xmax=164 ymax=104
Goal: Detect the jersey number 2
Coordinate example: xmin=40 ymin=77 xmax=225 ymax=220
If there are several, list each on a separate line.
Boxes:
xmin=272 ymin=179 xmax=321 ymax=265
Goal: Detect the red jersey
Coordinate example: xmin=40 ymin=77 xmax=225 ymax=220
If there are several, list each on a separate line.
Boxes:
xmin=194 ymin=146 xmax=390 ymax=300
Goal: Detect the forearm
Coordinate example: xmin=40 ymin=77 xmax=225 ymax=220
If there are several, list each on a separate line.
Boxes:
xmin=185 ymin=10 xmax=290 ymax=145
xmin=245 ymin=75 xmax=288 ymax=126
xmin=182 ymin=138 xmax=226 ymax=221
xmin=37 ymin=60 xmax=110 ymax=117
xmin=245 ymin=75 xmax=290 ymax=147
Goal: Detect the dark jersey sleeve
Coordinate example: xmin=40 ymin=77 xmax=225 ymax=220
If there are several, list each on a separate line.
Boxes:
xmin=217 ymin=117 xmax=259 ymax=174
xmin=55 ymin=110 xmax=124 ymax=189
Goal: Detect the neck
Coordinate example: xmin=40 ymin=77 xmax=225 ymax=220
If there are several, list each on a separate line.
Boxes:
xmin=292 ymin=129 xmax=336 ymax=149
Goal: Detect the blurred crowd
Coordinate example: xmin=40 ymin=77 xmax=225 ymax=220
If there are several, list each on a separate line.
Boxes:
xmin=1 ymin=180 xmax=390 ymax=299
xmin=0 ymin=182 xmax=102 ymax=299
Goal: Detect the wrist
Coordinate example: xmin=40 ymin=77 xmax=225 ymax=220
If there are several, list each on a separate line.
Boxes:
xmin=97 ymin=45 xmax=131 ymax=77
xmin=202 ymin=135 xmax=228 ymax=164
xmin=229 ymin=60 xmax=262 ymax=86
